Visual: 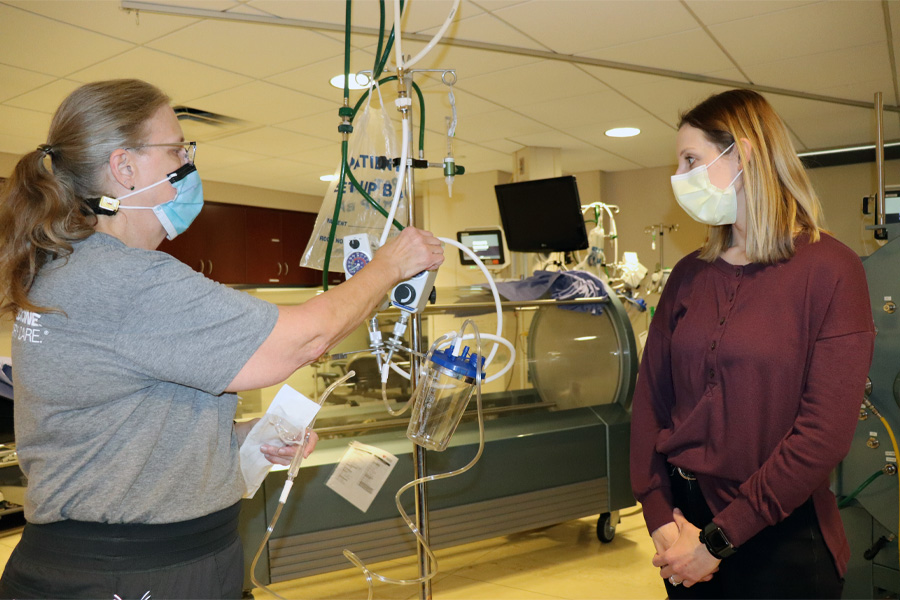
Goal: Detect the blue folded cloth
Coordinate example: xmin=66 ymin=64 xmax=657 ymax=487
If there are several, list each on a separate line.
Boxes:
xmin=495 ymin=270 xmax=608 ymax=315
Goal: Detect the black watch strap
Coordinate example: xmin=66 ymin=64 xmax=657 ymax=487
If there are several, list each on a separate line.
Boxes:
xmin=699 ymin=522 xmax=736 ymax=559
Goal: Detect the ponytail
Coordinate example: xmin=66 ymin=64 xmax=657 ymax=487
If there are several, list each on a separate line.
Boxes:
xmin=0 ymin=149 xmax=94 ymax=316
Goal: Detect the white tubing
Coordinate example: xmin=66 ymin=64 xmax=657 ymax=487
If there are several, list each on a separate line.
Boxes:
xmin=379 ymin=115 xmax=410 ymax=247
xmin=393 ymin=0 xmax=404 ymax=71
xmin=402 ymin=0 xmax=460 ymax=69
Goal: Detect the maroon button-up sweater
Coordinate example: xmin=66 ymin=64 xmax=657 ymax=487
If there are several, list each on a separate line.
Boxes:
xmin=630 ymin=233 xmax=874 ymax=575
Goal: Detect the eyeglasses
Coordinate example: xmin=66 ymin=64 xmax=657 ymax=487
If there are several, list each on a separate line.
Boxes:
xmin=129 ymin=141 xmax=197 ymax=165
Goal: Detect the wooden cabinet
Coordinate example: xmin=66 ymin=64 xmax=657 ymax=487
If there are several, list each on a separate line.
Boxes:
xmin=160 ymin=201 xmax=343 ymax=287
xmin=244 ymin=207 xmax=344 ymax=286
xmin=158 ymin=202 xmax=247 ymax=285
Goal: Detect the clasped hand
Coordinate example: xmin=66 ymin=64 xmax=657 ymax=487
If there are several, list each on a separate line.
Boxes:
xmin=651 ymin=508 xmax=720 ymax=588
xmin=234 ymin=418 xmax=320 ymax=466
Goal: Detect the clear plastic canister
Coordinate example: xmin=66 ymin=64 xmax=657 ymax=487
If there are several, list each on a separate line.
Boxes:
xmin=407 ymin=346 xmax=483 ymax=451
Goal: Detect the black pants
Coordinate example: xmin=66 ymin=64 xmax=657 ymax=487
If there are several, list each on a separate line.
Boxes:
xmin=663 ymin=467 xmax=842 ymax=599
xmin=0 ymin=503 xmax=244 ymax=600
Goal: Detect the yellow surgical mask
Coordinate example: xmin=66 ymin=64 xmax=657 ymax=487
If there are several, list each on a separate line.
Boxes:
xmin=670 ymin=142 xmax=742 ymax=226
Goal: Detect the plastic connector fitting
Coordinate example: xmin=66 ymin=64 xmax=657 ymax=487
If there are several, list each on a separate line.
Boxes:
xmin=338 ymin=107 xmax=354 ymax=117
xmin=338 ymin=123 xmax=354 ymax=133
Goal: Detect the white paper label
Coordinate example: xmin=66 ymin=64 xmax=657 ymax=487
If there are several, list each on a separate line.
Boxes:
xmin=326 ymin=441 xmax=398 ymax=512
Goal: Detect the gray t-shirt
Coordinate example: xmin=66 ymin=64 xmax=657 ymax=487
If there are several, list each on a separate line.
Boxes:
xmin=11 ymin=233 xmax=278 ymax=524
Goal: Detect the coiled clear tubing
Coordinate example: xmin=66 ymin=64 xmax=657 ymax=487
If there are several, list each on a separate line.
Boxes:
xmin=344 ymin=319 xmax=486 ymax=600
xmin=250 ymin=370 xmax=356 ymax=600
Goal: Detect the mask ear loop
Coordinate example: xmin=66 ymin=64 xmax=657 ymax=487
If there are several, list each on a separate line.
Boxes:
xmin=116 ymin=172 xmax=179 ymax=210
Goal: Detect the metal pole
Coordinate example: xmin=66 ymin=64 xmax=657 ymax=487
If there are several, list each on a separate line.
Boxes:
xmin=876 ymin=92 xmax=886 ymax=228
xmin=401 ymin=70 xmax=432 ymax=600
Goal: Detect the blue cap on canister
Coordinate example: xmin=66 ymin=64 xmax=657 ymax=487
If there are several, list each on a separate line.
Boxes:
xmin=428 ymin=346 xmax=485 ymax=379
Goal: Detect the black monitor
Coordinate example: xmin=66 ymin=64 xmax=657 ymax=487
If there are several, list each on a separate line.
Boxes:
xmin=494 ymin=176 xmax=589 ymax=252
xmin=456 ymin=228 xmax=506 ymax=267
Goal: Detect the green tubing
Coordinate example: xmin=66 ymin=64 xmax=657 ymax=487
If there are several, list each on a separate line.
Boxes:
xmin=838 ymin=469 xmax=886 ymax=508
xmin=323 ymin=141 xmax=350 ymax=291
xmin=372 ymin=0 xmax=403 ymax=79
xmin=410 ymin=80 xmax=425 ymax=150
xmin=373 ymin=0 xmax=385 ymax=76
xmin=343 ymin=0 xmax=352 ymax=102
xmin=343 ymin=165 xmax=405 ymax=232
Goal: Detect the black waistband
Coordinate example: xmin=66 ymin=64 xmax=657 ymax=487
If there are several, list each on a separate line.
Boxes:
xmin=17 ymin=502 xmax=241 ymax=571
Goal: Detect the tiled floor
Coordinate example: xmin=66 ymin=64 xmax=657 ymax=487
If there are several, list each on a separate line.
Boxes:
xmin=253 ymin=508 xmax=664 ymax=600
xmin=0 ymin=508 xmax=664 ymax=600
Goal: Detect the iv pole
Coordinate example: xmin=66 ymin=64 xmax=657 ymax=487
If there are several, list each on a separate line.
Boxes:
xmin=399 ymin=67 xmax=432 ymax=600
xmin=643 ymin=223 xmax=678 ymax=271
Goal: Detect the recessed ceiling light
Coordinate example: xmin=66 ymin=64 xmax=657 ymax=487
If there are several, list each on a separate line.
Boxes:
xmin=320 ymin=174 xmax=339 ymax=182
xmin=605 ymin=127 xmax=640 ymax=138
xmin=329 ymin=73 xmax=370 ymax=90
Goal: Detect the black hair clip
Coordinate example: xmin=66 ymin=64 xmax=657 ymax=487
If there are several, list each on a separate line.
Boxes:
xmin=37 ymin=144 xmax=54 ymax=157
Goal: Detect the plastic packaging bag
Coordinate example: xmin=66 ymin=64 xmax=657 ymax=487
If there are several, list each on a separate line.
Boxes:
xmin=300 ymin=84 xmax=406 ymax=272
xmin=240 ymin=385 xmax=321 ymax=498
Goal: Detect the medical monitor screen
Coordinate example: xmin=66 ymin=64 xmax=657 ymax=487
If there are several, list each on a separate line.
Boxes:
xmin=495 ymin=176 xmax=589 ymax=252
xmin=457 ymin=229 xmax=506 ymax=266
xmin=887 ymin=192 xmax=900 ymax=224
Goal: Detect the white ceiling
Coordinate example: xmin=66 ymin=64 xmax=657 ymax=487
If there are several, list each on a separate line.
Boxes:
xmin=1 ymin=0 xmax=899 ymax=197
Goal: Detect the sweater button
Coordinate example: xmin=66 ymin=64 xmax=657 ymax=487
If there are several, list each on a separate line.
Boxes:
xmin=719 ymin=317 xmax=726 ymax=325
xmin=710 ymin=341 xmax=717 ymax=350
xmin=735 ymin=268 xmax=741 ymax=277
xmin=708 ymin=369 xmax=715 ymax=378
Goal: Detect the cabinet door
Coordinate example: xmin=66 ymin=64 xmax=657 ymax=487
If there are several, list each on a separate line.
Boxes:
xmin=201 ymin=203 xmax=247 ymax=284
xmin=245 ymin=207 xmax=285 ymax=285
xmin=280 ymin=211 xmax=323 ymax=286
xmin=159 ymin=202 xmax=246 ymax=284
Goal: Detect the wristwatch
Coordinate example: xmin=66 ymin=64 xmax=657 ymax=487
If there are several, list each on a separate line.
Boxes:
xmin=699 ymin=522 xmax=736 ymax=559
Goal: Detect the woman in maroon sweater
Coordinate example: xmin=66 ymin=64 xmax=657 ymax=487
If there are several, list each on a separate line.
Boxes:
xmin=630 ymin=89 xmax=874 ymax=598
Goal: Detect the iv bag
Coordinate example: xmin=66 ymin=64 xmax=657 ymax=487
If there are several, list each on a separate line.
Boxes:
xmin=300 ymin=87 xmax=406 ymax=272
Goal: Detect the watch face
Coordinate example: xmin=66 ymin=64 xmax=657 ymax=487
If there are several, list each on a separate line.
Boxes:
xmin=707 ymin=528 xmax=729 ymax=550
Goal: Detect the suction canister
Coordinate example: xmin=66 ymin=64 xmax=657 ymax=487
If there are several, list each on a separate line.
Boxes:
xmin=407 ymin=346 xmax=484 ymax=451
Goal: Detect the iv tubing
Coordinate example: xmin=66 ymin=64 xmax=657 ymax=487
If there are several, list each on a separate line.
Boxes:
xmin=838 ymin=468 xmax=886 ymax=509
xmin=344 ymin=321 xmax=486 ymax=600
xmin=249 ymin=371 xmax=356 ymax=600
xmin=379 ymin=114 xmax=410 ymax=247
xmin=400 ymin=0 xmax=460 ymax=69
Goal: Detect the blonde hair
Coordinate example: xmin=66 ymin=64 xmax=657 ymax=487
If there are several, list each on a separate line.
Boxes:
xmin=0 ymin=79 xmax=170 ymax=316
xmin=679 ymin=89 xmax=824 ymax=264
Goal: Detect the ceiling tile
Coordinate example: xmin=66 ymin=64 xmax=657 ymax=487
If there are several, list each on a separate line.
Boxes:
xmin=459 ymin=60 xmax=608 ymax=109
xmin=4 ymin=79 xmax=85 ymax=115
xmin=194 ymin=144 xmax=268 ymax=170
xmin=286 ymin=146 xmax=345 ymax=170
xmin=454 ymin=109 xmax=546 ymax=143
xmin=0 ymin=105 xmax=53 ymax=145
xmin=492 ymin=0 xmax=697 ymax=55
xmin=0 ymin=4 xmax=133 ymax=77
xmin=209 ymin=126 xmax=333 ymax=156
xmin=764 ymin=94 xmax=886 ymax=149
xmin=516 ymin=90 xmax=651 ymax=131
xmin=684 ymin=0 xmax=820 ymax=26
xmin=413 ymin=10 xmax=546 ymax=52
xmin=277 ymin=110 xmax=346 ymax=144
xmin=147 ymin=19 xmax=346 ymax=79
xmin=712 ymin=1 xmax=884 ymax=67
xmin=68 ymin=47 xmax=252 ymax=104
xmin=584 ymin=28 xmax=735 ymax=75
xmin=178 ymin=81 xmax=334 ymax=126
xmin=6 ymin=0 xmax=199 ymax=43
xmin=744 ymin=42 xmax=891 ymax=95
xmin=266 ymin=49 xmax=378 ymax=100
xmin=0 ymin=64 xmax=55 ymax=103
xmin=561 ymin=147 xmax=640 ymax=173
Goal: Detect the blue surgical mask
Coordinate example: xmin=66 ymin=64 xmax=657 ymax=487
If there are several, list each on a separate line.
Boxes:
xmin=102 ymin=163 xmax=204 ymax=240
